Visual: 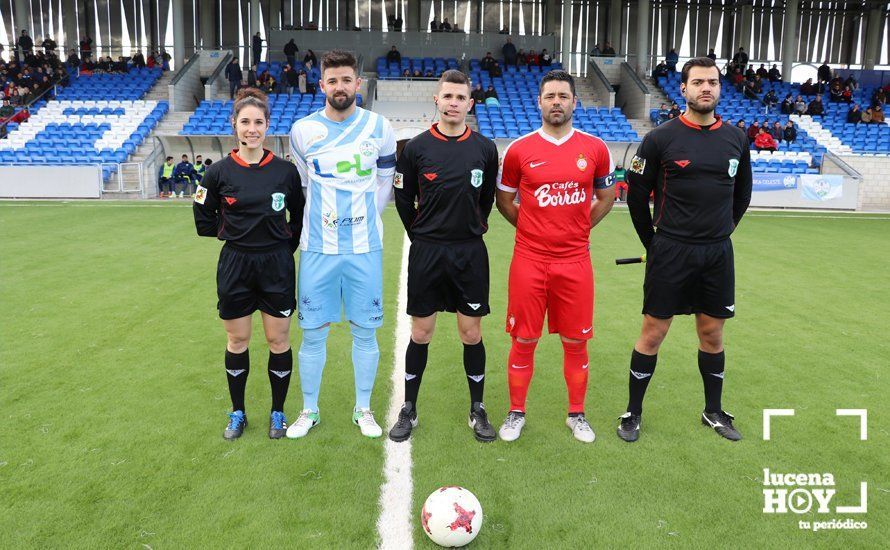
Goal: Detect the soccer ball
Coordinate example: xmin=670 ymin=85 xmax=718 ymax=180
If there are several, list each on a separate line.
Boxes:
xmin=420 ymin=486 xmax=483 ymax=547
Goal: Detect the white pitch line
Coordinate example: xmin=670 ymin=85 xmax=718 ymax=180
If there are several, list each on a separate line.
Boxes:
xmin=377 ymin=232 xmax=414 ymax=550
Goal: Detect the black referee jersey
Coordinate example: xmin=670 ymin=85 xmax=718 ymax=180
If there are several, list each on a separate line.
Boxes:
xmin=626 ymin=114 xmax=752 ymax=249
xmin=193 ymin=149 xmax=304 ymax=251
xmin=394 ymin=124 xmax=499 ymax=242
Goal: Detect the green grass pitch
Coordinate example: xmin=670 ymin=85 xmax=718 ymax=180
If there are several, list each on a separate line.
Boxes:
xmin=1 ymin=201 xmax=887 ymax=547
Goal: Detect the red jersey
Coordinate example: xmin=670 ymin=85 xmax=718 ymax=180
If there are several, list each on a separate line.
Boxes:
xmin=497 ymin=128 xmax=615 ymax=261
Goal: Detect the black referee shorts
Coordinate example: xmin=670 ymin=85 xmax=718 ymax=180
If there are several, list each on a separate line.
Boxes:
xmin=217 ymin=244 xmax=296 ymax=320
xmin=407 ymin=238 xmax=490 ymax=317
xmin=643 ymin=233 xmax=735 ymax=319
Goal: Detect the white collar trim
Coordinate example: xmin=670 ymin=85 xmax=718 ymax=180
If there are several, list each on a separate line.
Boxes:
xmin=537 ymin=127 xmax=575 ymax=146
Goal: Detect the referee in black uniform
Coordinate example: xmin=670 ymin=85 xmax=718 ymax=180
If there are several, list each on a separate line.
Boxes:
xmin=193 ymin=88 xmax=304 ymax=440
xmin=388 ymin=70 xmax=499 ymax=443
xmin=618 ymin=57 xmax=752 ymax=442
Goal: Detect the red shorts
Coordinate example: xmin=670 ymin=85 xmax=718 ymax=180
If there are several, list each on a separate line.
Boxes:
xmin=505 ymin=252 xmax=594 ymax=340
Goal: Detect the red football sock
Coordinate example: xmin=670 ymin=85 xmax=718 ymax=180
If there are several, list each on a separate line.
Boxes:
xmin=562 ymin=340 xmax=589 ymax=414
xmin=507 ymin=338 xmax=537 ymax=412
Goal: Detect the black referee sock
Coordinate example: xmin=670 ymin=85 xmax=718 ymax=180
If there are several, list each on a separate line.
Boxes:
xmin=225 ymin=349 xmax=250 ymax=412
xmin=698 ymin=349 xmax=725 ymax=413
xmin=404 ymin=340 xmax=429 ymax=410
xmin=627 ymin=349 xmax=657 ymax=415
xmin=268 ymin=349 xmax=293 ymax=413
xmin=463 ymin=340 xmax=486 ymax=409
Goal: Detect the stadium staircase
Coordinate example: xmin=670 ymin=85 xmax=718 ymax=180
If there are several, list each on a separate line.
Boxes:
xmin=145 ymin=70 xmax=176 ymax=102
xmin=791 ymin=115 xmax=853 ymax=155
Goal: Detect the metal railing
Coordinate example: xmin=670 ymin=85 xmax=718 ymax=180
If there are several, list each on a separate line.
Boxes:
xmin=102 ymin=162 xmax=144 ymax=195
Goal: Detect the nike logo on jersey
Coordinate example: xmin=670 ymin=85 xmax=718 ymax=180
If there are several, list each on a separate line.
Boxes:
xmin=581 ymin=327 xmax=592 ymax=334
xmin=226 ymin=369 xmax=246 ymax=377
xmin=630 ymin=370 xmax=652 ymax=380
xmin=511 ymin=364 xmax=529 ymax=369
xmin=270 ymin=370 xmax=291 ymax=379
xmin=405 ymin=373 xmax=417 ymax=381
xmin=674 ymin=160 xmax=691 ymax=168
xmin=530 ymin=161 xmax=547 ymax=168
xmin=467 ymin=303 xmax=481 ymax=310
xmin=725 ymin=304 xmax=735 ymax=312
xmin=423 ymin=173 xmax=438 ymax=181
xmin=467 ymin=374 xmax=485 ymax=383
xmin=223 ymin=196 xmax=238 ymax=206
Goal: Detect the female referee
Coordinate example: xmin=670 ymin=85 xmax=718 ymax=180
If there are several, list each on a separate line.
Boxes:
xmin=193 ymin=88 xmax=304 ymax=440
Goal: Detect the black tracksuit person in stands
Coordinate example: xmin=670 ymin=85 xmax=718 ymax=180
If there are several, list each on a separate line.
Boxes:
xmin=389 ymin=69 xmax=500 ymax=443
xmin=618 ymin=57 xmax=752 ymax=443
xmin=193 ymin=88 xmax=304 ymax=441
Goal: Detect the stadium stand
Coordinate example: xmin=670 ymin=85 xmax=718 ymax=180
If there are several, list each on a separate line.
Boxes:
xmin=376 ymin=57 xmax=460 ymax=79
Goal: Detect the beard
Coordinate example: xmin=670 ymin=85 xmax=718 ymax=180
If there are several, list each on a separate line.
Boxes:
xmin=686 ymin=95 xmax=720 ymax=115
xmin=544 ymin=108 xmax=572 ymax=127
xmin=327 ymin=92 xmax=356 ymax=111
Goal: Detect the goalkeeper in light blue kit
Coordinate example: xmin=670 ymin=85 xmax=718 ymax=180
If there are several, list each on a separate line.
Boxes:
xmin=286 ymin=49 xmax=397 ymax=438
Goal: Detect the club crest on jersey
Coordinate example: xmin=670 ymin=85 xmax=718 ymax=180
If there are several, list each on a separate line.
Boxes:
xmin=728 ymin=158 xmax=740 ymax=177
xmin=271 ymin=192 xmax=286 ymax=211
xmin=630 ymin=155 xmax=646 ymax=174
xmin=359 ymin=140 xmax=375 ymax=157
xmin=194 ymin=185 xmax=207 ymax=205
xmin=393 ymin=172 xmax=404 ymax=189
xmin=470 ymin=169 xmax=483 ymax=188
xmin=576 ymin=154 xmax=588 ymax=171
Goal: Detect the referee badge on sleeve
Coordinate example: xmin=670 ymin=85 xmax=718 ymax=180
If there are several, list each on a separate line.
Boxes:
xmin=728 ymin=159 xmax=739 ymax=177
xmin=470 ymin=169 xmax=483 ymax=188
xmin=393 ymin=172 xmax=404 ymax=189
xmin=629 ymin=155 xmax=646 ymax=175
xmin=194 ymin=185 xmax=207 ymax=204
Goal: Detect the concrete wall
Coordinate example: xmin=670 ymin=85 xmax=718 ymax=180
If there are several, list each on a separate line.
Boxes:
xmin=591 ymin=57 xmax=623 ymax=85
xmin=170 ymin=54 xmax=205 ymax=112
xmin=376 ymin=80 xmax=440 ymax=101
xmin=267 ymin=31 xmax=557 ymax=66
xmin=838 ymin=155 xmax=890 ymax=211
xmin=199 ymin=50 xmax=234 ymax=78
xmin=615 ymin=62 xmax=651 ymax=120
xmin=0 ymin=166 xmax=102 ymax=198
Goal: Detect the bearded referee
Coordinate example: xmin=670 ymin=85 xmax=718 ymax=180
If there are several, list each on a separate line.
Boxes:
xmin=618 ymin=57 xmax=752 ymax=442
xmin=388 ymin=70 xmax=499 ymax=443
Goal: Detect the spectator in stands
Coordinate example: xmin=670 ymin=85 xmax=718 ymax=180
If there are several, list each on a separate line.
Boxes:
xmin=284 ymin=39 xmax=299 ymax=68
xmin=732 ymin=46 xmax=748 ymax=68
xmin=160 ymin=50 xmax=171 ymax=70
xmin=668 ymin=102 xmax=681 ymax=119
xmin=656 ymin=103 xmax=670 ymax=125
xmin=747 ymin=120 xmax=760 ymax=144
xmin=590 ymin=44 xmax=602 ymax=57
xmin=752 ymin=75 xmax=764 ymax=93
xmin=16 ymin=30 xmax=33 ymax=60
xmin=489 ymin=61 xmax=502 ymax=78
xmin=529 ymin=49 xmax=542 ymax=67
xmin=0 ymin=99 xmax=13 ymax=121
xmin=304 ymin=49 xmax=317 ymax=67
xmin=517 ymin=49 xmax=528 ymax=66
xmin=278 ymin=65 xmax=291 ymax=94
xmin=665 ymin=48 xmax=679 ymax=71
xmin=252 ymin=32 xmax=264 ymax=66
xmin=298 ymin=70 xmax=307 ymax=94
xmin=173 ymin=154 xmax=196 ymax=197
xmin=79 ymin=36 xmax=92 ymax=60
xmin=441 ymin=18 xmax=452 ymax=31
xmin=412 ymin=68 xmax=422 ymax=77
xmin=872 ymin=105 xmax=885 ymax=124
xmin=226 ymin=59 xmax=242 ymax=99
xmin=503 ymin=38 xmax=517 ymax=66
xmin=755 ymin=64 xmax=768 ymax=79
xmin=66 ymin=50 xmax=80 ymax=68
xmin=743 ymin=80 xmax=758 ymax=100
xmin=763 ymin=89 xmax=778 ymax=111
xmin=794 ymin=95 xmax=808 ymax=114
xmin=829 ymin=81 xmax=843 ymax=102
xmin=808 ymin=95 xmax=824 ymax=116
xmin=480 ymin=52 xmax=496 ymax=72
xmin=768 ymin=64 xmax=781 ymax=82
xmin=287 ymin=65 xmax=299 ymax=95
xmin=423 ymin=67 xmax=434 ymax=77
xmin=430 ymin=18 xmax=440 ymax=32
xmin=158 ymin=156 xmax=175 ymax=197
xmin=861 ymin=107 xmax=873 ymax=123
xmin=754 ymin=127 xmax=778 ymax=152
xmin=401 ymin=68 xmax=410 ymax=77
xmin=541 ymin=49 xmax=552 ymax=66
xmin=841 ymin=85 xmax=853 ymax=103
xmin=471 ymin=83 xmax=485 ymax=112
xmin=817 ymin=61 xmax=832 ymax=87
xmin=736 ymin=120 xmax=746 ymax=131
xmin=484 ymin=85 xmax=498 ymax=100
xmin=262 ymin=75 xmax=277 ymax=94
xmin=602 ymin=42 xmax=616 ymax=56
xmin=843 ymin=74 xmax=857 ymax=90
xmin=387 ymin=45 xmax=401 ymax=65
xmin=499 ymin=26 xmax=509 ymax=34
xmin=652 ymin=60 xmax=668 ymax=78
xmin=706 ymin=48 xmax=717 ymax=61
xmin=783 ymin=121 xmax=797 ymax=144
xmin=731 ymin=67 xmax=745 ymax=91
xmin=132 ymin=51 xmax=145 ymax=68
xmin=146 ymin=52 xmax=156 ymax=69
xmin=305 ymin=20 xmax=318 ymax=30
xmin=41 ymin=36 xmax=57 ymax=56
xmin=847 ymin=104 xmax=862 ymax=123
xmin=800 ymin=78 xmax=815 ymax=95
xmin=247 ymin=64 xmax=257 ymax=87
xmin=770 ymin=121 xmax=783 ymax=142
xmin=871 ymin=88 xmax=886 ymax=108
xmin=744 ymin=64 xmax=756 ymax=81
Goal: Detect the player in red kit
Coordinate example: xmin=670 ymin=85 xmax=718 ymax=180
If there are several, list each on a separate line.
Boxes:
xmin=495 ymin=70 xmax=615 ymax=443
